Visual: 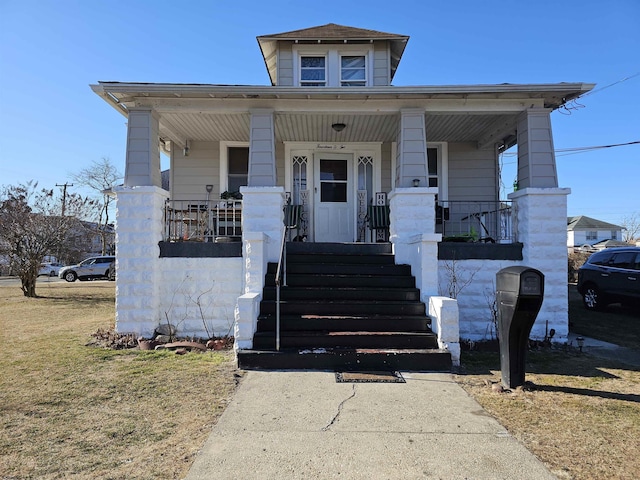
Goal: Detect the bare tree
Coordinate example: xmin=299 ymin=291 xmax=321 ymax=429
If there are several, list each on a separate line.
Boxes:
xmin=621 ymin=212 xmax=639 ymax=244
xmin=70 ymin=158 xmax=122 ymax=255
xmin=0 ymin=182 xmax=93 ymax=297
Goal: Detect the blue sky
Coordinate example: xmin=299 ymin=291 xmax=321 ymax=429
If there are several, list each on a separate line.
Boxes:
xmin=1 ymin=0 xmax=638 ymax=226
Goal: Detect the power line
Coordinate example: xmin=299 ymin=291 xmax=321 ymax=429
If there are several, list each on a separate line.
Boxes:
xmin=502 ymin=140 xmax=639 ymax=158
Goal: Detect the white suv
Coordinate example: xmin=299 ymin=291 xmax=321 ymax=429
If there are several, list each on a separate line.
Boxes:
xmin=59 ymin=256 xmax=115 ymax=282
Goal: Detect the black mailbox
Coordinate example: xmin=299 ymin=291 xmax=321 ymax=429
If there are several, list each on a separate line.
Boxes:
xmin=496 ymin=266 xmax=545 ymax=388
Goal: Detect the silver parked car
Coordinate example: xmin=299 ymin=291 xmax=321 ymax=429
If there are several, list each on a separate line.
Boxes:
xmin=38 ymin=262 xmax=63 ymax=277
xmin=58 ymin=256 xmax=115 ymax=282
xmin=577 ymin=247 xmax=640 ymax=310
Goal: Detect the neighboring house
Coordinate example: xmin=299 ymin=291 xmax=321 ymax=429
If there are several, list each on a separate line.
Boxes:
xmin=568 ymin=216 xmax=624 ymax=251
xmin=91 ymin=23 xmax=594 ymax=368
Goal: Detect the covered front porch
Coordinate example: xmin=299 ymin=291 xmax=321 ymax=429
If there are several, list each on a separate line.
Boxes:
xmin=95 ymin=82 xmax=589 ymax=368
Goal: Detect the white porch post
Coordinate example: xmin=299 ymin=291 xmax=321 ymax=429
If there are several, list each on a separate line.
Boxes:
xmin=510 ymin=107 xmax=570 ymax=342
xmin=124 ymin=107 xmax=162 ymax=188
xmin=235 ymin=186 xmax=285 ymax=349
xmin=114 ymin=106 xmax=165 ymax=336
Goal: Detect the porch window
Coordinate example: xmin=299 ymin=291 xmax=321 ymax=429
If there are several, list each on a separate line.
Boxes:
xmin=341 ymin=56 xmax=366 ymax=86
xmin=300 ymin=56 xmax=326 ymax=86
xmin=227 ymin=147 xmax=248 ymax=193
xmin=292 ymin=156 xmax=308 ymax=204
xmin=427 ymin=147 xmax=438 ymax=187
xmin=357 ymin=155 xmax=373 ymax=203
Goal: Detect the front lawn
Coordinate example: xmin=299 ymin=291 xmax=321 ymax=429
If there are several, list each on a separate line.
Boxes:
xmin=0 ymin=281 xmax=238 ymax=480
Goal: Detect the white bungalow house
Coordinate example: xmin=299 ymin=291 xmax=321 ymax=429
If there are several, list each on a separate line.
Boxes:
xmin=568 ymin=215 xmax=625 ymax=251
xmin=91 ymin=24 xmax=593 ymax=369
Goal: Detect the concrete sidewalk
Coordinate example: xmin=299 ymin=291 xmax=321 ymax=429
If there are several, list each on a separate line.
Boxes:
xmin=186 ymin=371 xmax=556 ymax=480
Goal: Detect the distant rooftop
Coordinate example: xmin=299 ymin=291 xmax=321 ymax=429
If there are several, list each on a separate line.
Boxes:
xmin=567 ymin=215 xmax=623 ymax=231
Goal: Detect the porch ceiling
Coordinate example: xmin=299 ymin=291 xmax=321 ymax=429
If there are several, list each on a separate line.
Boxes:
xmin=92 ymin=82 xmax=594 ymax=150
xmin=159 ymin=111 xmax=519 ymax=146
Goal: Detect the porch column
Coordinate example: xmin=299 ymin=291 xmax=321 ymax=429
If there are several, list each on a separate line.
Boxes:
xmin=395 ymin=108 xmax=428 ymax=188
xmin=389 ymin=187 xmax=440 ymax=295
xmin=516 ymin=108 xmax=558 ymax=189
xmin=124 ymin=107 xmax=162 ymax=188
xmin=509 ymin=187 xmax=571 ymax=342
xmin=235 ymin=186 xmax=285 ymax=349
xmin=113 ymin=185 xmax=169 ymax=336
xmin=248 ymin=109 xmax=277 ymax=186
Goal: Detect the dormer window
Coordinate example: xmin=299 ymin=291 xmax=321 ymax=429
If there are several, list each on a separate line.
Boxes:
xmin=294 ymin=45 xmax=372 ymax=87
xmin=341 ymin=56 xmax=366 ymax=86
xmin=300 ymin=56 xmax=326 ymax=86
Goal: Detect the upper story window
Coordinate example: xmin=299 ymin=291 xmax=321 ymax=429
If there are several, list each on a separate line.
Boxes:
xmin=294 ymin=45 xmax=372 ymax=87
xmin=340 ymin=56 xmax=366 ymax=86
xmin=300 ymin=56 xmax=326 ymax=86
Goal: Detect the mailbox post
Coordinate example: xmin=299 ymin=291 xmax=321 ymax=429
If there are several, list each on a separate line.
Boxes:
xmin=496 ymin=266 xmax=545 ymax=388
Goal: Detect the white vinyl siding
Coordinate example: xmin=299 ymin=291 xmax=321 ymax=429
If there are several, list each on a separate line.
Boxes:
xmin=170 ymin=141 xmax=219 ymax=201
xmin=373 ymin=42 xmax=390 ymax=86
xmin=446 ymin=143 xmax=497 ymax=202
xmin=277 ymin=44 xmax=294 ymax=86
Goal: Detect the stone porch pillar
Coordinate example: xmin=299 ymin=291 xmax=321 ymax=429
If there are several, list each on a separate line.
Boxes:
xmin=389 ymin=187 xmax=441 ymax=301
xmin=510 ymin=188 xmax=571 ymax=341
xmin=113 ymin=185 xmax=169 ymax=336
xmin=235 ymin=186 xmax=285 ymax=349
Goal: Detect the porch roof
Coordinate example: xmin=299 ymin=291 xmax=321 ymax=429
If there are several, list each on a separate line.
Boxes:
xmin=91 ymin=81 xmax=594 ymax=151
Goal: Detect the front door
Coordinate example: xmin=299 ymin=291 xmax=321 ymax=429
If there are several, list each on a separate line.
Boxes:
xmin=314 ymin=153 xmax=354 ymax=242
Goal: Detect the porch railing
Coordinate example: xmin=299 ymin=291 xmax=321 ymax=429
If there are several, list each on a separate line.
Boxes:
xmin=438 ymin=200 xmax=514 ymax=243
xmin=164 ymin=199 xmax=242 ymax=242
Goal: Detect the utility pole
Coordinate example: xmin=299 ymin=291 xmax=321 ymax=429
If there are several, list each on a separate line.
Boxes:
xmin=56 ymin=182 xmax=73 ymax=216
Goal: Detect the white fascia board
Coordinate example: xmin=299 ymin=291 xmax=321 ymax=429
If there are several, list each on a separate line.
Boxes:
xmin=94 ymin=82 xmax=595 ymax=100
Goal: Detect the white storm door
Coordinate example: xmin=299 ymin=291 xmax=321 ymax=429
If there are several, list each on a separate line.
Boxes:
xmin=314 ymin=154 xmax=354 ymax=242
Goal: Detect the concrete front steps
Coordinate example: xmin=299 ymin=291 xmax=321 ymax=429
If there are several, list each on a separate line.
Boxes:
xmin=237 ymin=242 xmax=451 ymax=371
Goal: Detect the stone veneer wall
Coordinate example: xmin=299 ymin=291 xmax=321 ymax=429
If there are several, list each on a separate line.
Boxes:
xmin=114 ymin=185 xmax=243 ymax=338
xmin=156 ymin=258 xmax=243 ymax=338
xmin=445 ymin=187 xmax=571 ymax=343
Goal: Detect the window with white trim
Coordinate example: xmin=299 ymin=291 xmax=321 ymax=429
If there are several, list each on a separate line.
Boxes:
xmin=300 ymin=56 xmax=326 ymax=86
xmin=586 ymin=231 xmax=597 ymax=240
xmin=227 ymin=147 xmax=249 ymax=194
xmin=341 ymin=55 xmax=366 ymax=86
xmin=427 ymin=147 xmax=439 ymax=187
xmin=294 ymin=45 xmax=372 ymax=87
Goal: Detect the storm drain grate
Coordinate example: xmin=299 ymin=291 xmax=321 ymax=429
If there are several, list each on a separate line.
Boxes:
xmin=335 ymin=371 xmax=405 ymax=383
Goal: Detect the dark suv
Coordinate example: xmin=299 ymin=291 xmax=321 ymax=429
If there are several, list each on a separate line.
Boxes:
xmin=577 ymin=247 xmax=640 ymax=310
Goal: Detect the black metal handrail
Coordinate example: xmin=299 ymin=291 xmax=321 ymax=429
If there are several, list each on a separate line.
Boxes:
xmin=274 ymin=225 xmax=288 ymax=351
